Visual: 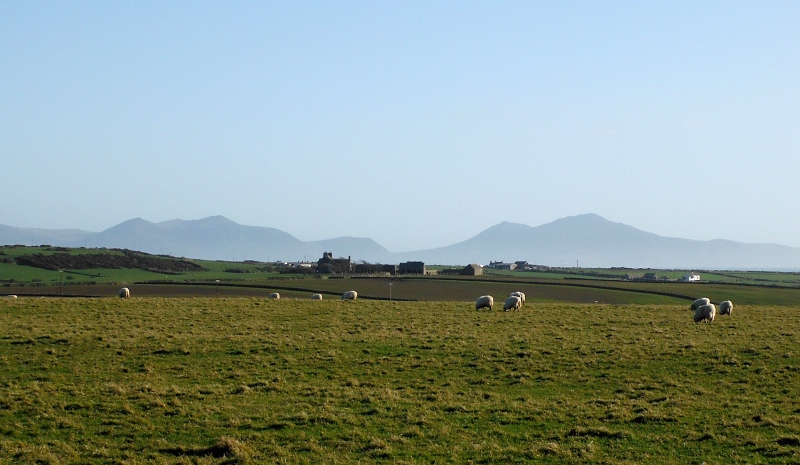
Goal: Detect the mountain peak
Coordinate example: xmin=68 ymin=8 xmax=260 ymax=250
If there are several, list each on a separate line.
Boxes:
xmin=200 ymin=215 xmax=236 ymax=224
xmin=114 ymin=217 xmax=153 ymax=228
xmin=550 ymin=213 xmax=613 ymax=225
xmin=190 ymin=216 xmax=239 ymax=227
xmin=3 ymin=213 xmax=799 ymax=269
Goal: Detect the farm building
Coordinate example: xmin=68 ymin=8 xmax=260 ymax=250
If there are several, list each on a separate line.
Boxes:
xmin=316 ymin=252 xmax=352 ymax=274
xmin=441 ymin=264 xmax=483 ymax=276
xmin=489 ymin=262 xmax=517 ymax=270
xmin=462 ymin=264 xmax=483 ymax=276
xmin=352 ymin=263 xmax=398 ymax=275
xmin=514 ymin=261 xmax=531 ymax=270
xmin=382 ymin=264 xmax=398 ymax=275
xmin=399 ymin=261 xmax=426 ymax=275
xmin=489 ymin=261 xmax=516 ymax=270
xmin=682 ymin=272 xmax=701 ymax=282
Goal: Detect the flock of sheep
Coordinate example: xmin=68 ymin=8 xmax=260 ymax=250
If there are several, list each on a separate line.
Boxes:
xmin=114 ymin=286 xmax=731 ymax=323
xmin=691 ymin=297 xmax=733 ymax=323
xmin=475 ymin=292 xmax=734 ymax=325
xmin=475 ymin=291 xmax=526 ymax=311
xmin=117 ymin=288 xmax=358 ymax=300
xmin=267 ymin=291 xmax=358 ymax=300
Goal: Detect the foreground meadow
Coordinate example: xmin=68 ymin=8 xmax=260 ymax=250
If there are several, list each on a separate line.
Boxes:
xmin=1 ymin=298 xmax=799 ymax=464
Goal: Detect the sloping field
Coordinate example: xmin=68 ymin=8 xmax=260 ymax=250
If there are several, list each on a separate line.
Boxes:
xmin=1 ymin=297 xmax=799 ymax=463
xmin=7 ymin=276 xmax=800 ymax=306
xmin=1 ymin=279 xmax=691 ymax=305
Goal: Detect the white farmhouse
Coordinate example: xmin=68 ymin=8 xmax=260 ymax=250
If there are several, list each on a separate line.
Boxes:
xmin=682 ymin=272 xmax=700 ymax=282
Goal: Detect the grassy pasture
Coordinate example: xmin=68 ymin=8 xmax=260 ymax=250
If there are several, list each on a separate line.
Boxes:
xmin=1 ymin=278 xmax=693 ymax=305
xmin=7 ymin=276 xmax=800 ymax=306
xmin=1 ymin=297 xmax=800 ymax=464
xmin=5 ymin=246 xmax=800 ymax=291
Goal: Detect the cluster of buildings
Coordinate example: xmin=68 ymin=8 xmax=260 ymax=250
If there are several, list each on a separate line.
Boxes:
xmin=274 ymin=253 xmax=704 ymax=283
xmin=294 ymin=252 xmax=484 ymax=276
xmin=625 ymin=272 xmax=701 ymax=282
xmin=486 ymin=260 xmax=536 ymax=271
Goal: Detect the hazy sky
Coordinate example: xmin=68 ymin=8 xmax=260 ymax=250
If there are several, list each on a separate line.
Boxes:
xmin=3 ymin=1 xmax=799 ymax=252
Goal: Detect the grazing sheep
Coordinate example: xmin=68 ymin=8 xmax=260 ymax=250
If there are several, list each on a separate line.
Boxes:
xmin=719 ymin=300 xmax=733 ymax=316
xmin=510 ymin=291 xmax=526 ymax=305
xmin=7 ymin=295 xmax=17 ymax=299
xmin=311 ymin=294 xmax=323 ymax=300
xmin=504 ymin=295 xmax=522 ymax=312
xmin=475 ymin=295 xmax=494 ymax=311
xmin=342 ymin=290 xmax=358 ymax=300
xmin=694 ymin=303 xmax=716 ymax=323
xmin=690 ymin=297 xmax=710 ymax=311
xmin=118 ymin=287 xmax=130 ymax=299
xmin=269 ymin=293 xmax=280 ymax=299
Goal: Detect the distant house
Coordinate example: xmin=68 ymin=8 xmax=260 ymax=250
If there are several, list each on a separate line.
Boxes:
xmin=439 ymin=264 xmax=482 ymax=276
xmin=399 ymin=261 xmax=426 ymax=275
xmin=682 ymin=272 xmax=700 ymax=282
xmin=350 ymin=263 xmax=398 ymax=275
xmin=316 ymin=252 xmax=352 ymax=274
xmin=461 ymin=264 xmax=483 ymax=276
xmin=643 ymin=272 xmax=658 ymax=281
xmin=489 ymin=261 xmax=516 ymax=270
xmin=382 ymin=264 xmax=398 ymax=275
xmin=514 ymin=261 xmax=530 ymax=270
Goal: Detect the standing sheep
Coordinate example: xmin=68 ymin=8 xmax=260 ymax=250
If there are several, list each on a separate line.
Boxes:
xmin=504 ymin=295 xmax=522 ymax=312
xmin=510 ymin=291 xmax=526 ymax=305
xmin=269 ymin=293 xmax=280 ymax=299
xmin=690 ymin=297 xmax=710 ymax=311
xmin=342 ymin=290 xmax=358 ymax=300
xmin=719 ymin=300 xmax=733 ymax=316
xmin=694 ymin=303 xmax=716 ymax=323
xmin=118 ymin=287 xmax=130 ymax=299
xmin=475 ymin=295 xmax=494 ymax=311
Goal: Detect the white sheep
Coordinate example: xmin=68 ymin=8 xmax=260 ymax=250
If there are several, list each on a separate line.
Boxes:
xmin=311 ymin=294 xmax=323 ymax=300
xmin=690 ymin=297 xmax=710 ymax=311
xmin=694 ymin=303 xmax=716 ymax=323
xmin=719 ymin=300 xmax=733 ymax=316
xmin=7 ymin=295 xmax=18 ymax=299
xmin=342 ymin=290 xmax=358 ymax=300
xmin=118 ymin=287 xmax=130 ymax=299
xmin=475 ymin=295 xmax=494 ymax=311
xmin=504 ymin=295 xmax=522 ymax=312
xmin=510 ymin=291 xmax=526 ymax=305
xmin=269 ymin=293 xmax=280 ymax=299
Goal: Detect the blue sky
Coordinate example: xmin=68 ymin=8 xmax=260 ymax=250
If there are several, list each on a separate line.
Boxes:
xmin=2 ymin=1 xmax=799 ymax=252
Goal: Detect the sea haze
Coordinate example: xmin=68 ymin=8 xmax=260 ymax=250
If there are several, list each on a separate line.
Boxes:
xmin=2 ymin=214 xmax=800 ymax=271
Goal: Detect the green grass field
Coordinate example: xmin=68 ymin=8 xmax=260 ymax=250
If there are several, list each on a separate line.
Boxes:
xmin=1 ymin=297 xmax=799 ymax=464
xmin=5 ymin=246 xmax=800 ymax=293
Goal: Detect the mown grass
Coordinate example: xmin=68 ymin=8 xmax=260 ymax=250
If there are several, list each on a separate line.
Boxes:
xmin=1 ymin=297 xmax=799 ymax=464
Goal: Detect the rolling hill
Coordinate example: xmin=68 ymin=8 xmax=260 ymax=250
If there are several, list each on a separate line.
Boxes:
xmin=403 ymin=214 xmax=800 ymax=269
xmin=2 ymin=214 xmax=800 ymax=270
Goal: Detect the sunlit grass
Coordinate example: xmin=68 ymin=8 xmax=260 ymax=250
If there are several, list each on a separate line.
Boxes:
xmin=1 ymin=297 xmax=799 ymax=463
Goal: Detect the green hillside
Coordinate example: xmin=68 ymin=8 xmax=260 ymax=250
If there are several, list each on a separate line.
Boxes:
xmin=3 ymin=246 xmax=800 ymax=305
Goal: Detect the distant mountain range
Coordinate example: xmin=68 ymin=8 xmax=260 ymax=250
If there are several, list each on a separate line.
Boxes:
xmin=2 ymin=214 xmax=800 ymax=270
